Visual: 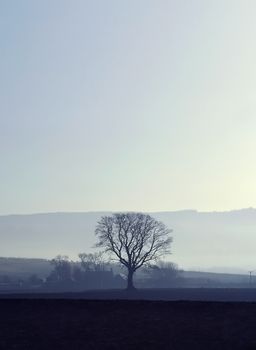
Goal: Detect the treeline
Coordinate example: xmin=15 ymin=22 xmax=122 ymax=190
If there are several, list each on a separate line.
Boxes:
xmin=0 ymin=253 xmax=182 ymax=291
xmin=46 ymin=253 xmax=124 ymax=290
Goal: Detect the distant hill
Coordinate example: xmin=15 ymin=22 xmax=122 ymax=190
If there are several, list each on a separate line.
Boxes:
xmin=0 ymin=209 xmax=256 ymax=272
xmin=0 ymin=257 xmax=51 ymax=279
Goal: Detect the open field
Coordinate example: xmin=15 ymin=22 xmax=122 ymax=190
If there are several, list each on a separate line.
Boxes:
xmin=1 ymin=298 xmax=256 ymax=349
xmin=2 ymin=288 xmax=256 ymax=302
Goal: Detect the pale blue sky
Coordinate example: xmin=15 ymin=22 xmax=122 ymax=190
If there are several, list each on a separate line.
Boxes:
xmin=1 ymin=0 xmax=256 ymax=214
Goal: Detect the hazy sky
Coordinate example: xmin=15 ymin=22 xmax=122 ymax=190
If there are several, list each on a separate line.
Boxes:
xmin=1 ymin=1 xmax=256 ymax=215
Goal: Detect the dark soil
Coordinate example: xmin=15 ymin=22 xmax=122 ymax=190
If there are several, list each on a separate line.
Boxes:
xmin=2 ymin=288 xmax=256 ymax=301
xmin=1 ymin=299 xmax=256 ymax=350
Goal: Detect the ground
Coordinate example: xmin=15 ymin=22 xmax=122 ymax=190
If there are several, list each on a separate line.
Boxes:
xmin=1 ymin=296 xmax=256 ymax=349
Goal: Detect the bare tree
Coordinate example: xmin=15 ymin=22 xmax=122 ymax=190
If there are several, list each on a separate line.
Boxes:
xmin=50 ymin=255 xmax=72 ymax=282
xmin=78 ymin=252 xmax=107 ymax=272
xmin=95 ymin=212 xmax=172 ymax=290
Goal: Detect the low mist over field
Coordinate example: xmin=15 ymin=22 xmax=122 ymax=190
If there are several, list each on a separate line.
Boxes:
xmin=1 ymin=208 xmax=255 ymax=273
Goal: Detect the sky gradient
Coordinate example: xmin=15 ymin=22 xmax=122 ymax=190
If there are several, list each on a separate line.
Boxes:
xmin=1 ymin=0 xmax=256 ymax=215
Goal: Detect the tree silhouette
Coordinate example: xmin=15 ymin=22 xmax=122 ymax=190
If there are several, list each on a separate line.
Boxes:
xmin=95 ymin=212 xmax=172 ymax=290
xmin=50 ymin=255 xmax=72 ymax=282
xmin=78 ymin=252 xmax=106 ymax=272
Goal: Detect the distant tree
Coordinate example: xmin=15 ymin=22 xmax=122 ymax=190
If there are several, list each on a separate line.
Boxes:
xmin=72 ymin=265 xmax=83 ymax=282
xmin=50 ymin=255 xmax=72 ymax=282
xmin=95 ymin=212 xmax=172 ymax=290
xmin=78 ymin=252 xmax=107 ymax=272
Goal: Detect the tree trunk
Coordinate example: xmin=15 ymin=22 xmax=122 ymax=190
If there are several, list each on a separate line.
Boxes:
xmin=126 ymin=269 xmax=135 ymax=291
